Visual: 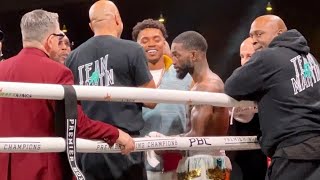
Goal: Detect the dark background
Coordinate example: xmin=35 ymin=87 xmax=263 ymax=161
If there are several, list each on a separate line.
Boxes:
xmin=0 ymin=0 xmax=319 ymax=80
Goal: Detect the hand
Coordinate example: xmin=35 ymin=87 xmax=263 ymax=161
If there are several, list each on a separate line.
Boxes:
xmin=115 ymin=129 xmax=135 ymax=155
xmin=233 ymin=107 xmax=255 ymax=123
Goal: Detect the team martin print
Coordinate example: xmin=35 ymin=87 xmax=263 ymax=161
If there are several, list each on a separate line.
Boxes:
xmin=290 ymin=54 xmax=320 ymax=95
xmin=77 ymin=54 xmax=114 ymax=86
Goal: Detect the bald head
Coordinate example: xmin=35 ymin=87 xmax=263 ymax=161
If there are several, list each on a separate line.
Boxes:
xmin=240 ymin=38 xmax=255 ymax=66
xmin=89 ymin=0 xmax=118 ymax=21
xmin=89 ymin=0 xmax=123 ymax=37
xmin=249 ymin=15 xmax=287 ymax=51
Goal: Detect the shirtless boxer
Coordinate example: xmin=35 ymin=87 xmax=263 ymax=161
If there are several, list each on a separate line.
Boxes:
xmin=171 ymin=31 xmax=230 ymax=180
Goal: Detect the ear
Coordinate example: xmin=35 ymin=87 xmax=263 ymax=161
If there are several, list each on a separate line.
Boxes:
xmin=277 ymin=29 xmax=284 ymax=35
xmin=42 ymin=36 xmax=52 ymax=54
xmin=190 ymin=50 xmax=199 ymax=62
xmin=89 ymin=22 xmax=94 ymax=33
xmin=115 ymin=14 xmax=120 ymax=26
xmin=46 ymin=35 xmax=54 ymax=49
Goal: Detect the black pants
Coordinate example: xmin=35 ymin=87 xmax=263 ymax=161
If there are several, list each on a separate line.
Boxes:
xmin=230 ymin=150 xmax=267 ymax=180
xmin=78 ymin=152 xmax=147 ymax=180
xmin=266 ymin=157 xmax=320 ymax=180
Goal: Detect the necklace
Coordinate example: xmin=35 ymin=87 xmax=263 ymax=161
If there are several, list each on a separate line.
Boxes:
xmin=156 ymin=67 xmax=165 ymax=88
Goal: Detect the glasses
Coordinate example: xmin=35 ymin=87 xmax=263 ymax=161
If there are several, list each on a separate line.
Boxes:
xmin=50 ymin=33 xmax=65 ymax=40
xmin=51 ymin=33 xmax=65 ymax=37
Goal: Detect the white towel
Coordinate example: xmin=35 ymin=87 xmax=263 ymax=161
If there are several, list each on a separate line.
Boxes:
xmin=145 ymin=131 xmax=166 ymax=168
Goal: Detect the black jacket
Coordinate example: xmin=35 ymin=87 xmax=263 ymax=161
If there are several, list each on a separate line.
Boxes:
xmin=225 ymin=29 xmax=320 ymax=157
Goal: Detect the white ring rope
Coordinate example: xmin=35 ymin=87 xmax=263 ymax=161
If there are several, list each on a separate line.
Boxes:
xmin=0 ymin=82 xmax=254 ymax=107
xmin=0 ymin=136 xmax=260 ymax=153
xmin=0 ymin=82 xmax=260 ymax=154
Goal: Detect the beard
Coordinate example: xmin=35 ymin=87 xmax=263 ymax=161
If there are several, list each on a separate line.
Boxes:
xmin=176 ymin=62 xmax=193 ymax=79
xmin=176 ymin=68 xmax=189 ymax=79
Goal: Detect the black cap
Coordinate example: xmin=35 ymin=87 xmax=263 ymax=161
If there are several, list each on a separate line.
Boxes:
xmin=0 ymin=30 xmax=4 ymax=42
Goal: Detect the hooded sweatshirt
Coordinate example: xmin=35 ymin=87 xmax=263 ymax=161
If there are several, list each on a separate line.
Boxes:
xmin=225 ymin=29 xmax=320 ymax=157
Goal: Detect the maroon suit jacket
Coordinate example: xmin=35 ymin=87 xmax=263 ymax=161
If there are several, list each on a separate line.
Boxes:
xmin=0 ymin=48 xmax=119 ymax=180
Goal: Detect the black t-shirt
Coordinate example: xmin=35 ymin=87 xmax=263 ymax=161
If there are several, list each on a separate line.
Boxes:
xmin=66 ymin=35 xmax=152 ymax=132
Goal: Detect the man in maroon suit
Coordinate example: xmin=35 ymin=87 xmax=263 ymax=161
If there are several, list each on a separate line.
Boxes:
xmin=0 ymin=9 xmax=135 ymax=180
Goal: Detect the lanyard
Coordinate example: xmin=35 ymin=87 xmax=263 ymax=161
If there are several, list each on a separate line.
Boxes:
xmin=55 ymin=85 xmax=85 ymax=180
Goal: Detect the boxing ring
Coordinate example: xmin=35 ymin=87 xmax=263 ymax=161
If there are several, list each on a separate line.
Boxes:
xmin=0 ymin=81 xmax=261 ymax=179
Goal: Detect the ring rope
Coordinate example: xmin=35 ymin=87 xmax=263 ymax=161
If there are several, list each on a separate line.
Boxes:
xmin=0 ymin=136 xmax=260 ymax=153
xmin=0 ymin=81 xmax=254 ymax=107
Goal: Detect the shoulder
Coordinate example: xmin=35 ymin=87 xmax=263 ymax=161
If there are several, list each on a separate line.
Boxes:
xmin=30 ymin=56 xmax=74 ymax=83
xmin=248 ymin=48 xmax=284 ymax=74
xmin=118 ymin=38 xmax=144 ymax=53
xmin=251 ymin=48 xmax=279 ymax=63
xmin=93 ymin=36 xmax=142 ymax=50
xmin=71 ymin=37 xmax=96 ymax=53
xmin=118 ymin=40 xmax=146 ymax=62
xmin=195 ymin=74 xmax=224 ymax=93
xmin=77 ymin=36 xmax=143 ymax=54
xmin=66 ymin=39 xmax=91 ymax=62
xmin=43 ymin=58 xmax=74 ymax=84
xmin=39 ymin=56 xmax=71 ymax=72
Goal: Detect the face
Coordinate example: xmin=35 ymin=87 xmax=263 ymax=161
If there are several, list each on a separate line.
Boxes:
xmin=46 ymin=24 xmax=66 ymax=61
xmin=240 ymin=39 xmax=255 ymax=66
xmin=171 ymin=42 xmax=193 ymax=79
xmin=55 ymin=35 xmax=71 ymax=64
xmin=47 ymin=32 xmax=67 ymax=63
xmin=249 ymin=21 xmax=279 ymax=51
xmin=137 ymin=28 xmax=165 ymax=64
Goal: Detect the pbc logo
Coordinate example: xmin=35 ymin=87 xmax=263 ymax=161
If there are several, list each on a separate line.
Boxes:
xmin=189 ymin=138 xmax=211 ymax=147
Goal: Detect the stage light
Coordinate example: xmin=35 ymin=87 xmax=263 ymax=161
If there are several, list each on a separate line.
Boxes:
xmin=62 ymin=24 xmax=68 ymax=33
xmin=266 ymin=2 xmax=272 ymax=12
xmin=158 ymin=14 xmax=165 ymax=23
